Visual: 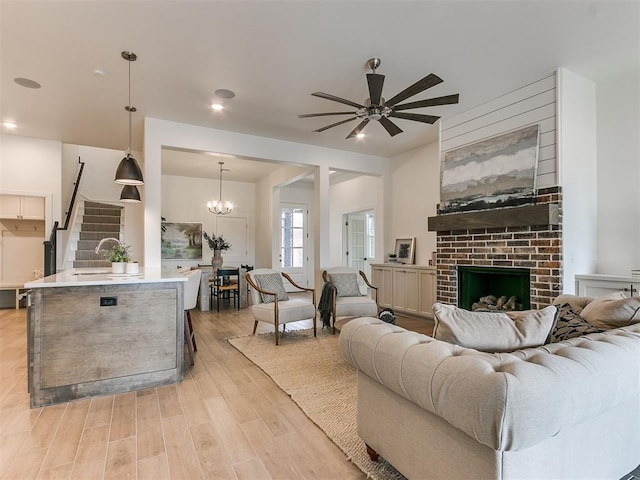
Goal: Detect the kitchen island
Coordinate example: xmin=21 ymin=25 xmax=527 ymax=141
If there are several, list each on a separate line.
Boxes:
xmin=25 ymin=268 xmax=187 ymax=408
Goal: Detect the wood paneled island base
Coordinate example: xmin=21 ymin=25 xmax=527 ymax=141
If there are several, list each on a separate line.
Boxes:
xmin=26 ymin=273 xmax=185 ymax=408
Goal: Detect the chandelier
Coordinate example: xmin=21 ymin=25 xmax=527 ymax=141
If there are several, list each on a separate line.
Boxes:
xmin=115 ymin=51 xmax=144 ymax=202
xmin=207 ymin=161 xmax=233 ymax=215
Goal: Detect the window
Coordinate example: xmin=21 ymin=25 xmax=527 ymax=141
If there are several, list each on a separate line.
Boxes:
xmin=281 ymin=206 xmax=304 ymax=268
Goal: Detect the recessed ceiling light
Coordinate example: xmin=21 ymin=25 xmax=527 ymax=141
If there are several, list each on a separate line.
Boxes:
xmin=211 ymin=103 xmax=224 ymax=111
xmin=3 ymin=121 xmax=17 ymax=129
xmin=14 ymin=77 xmax=41 ymax=89
xmin=215 ymin=89 xmax=235 ymax=99
xmin=356 ymin=133 xmax=366 ymax=139
xmin=93 ymin=69 xmax=105 ymax=77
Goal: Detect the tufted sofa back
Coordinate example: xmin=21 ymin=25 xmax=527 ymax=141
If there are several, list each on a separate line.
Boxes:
xmin=339 ymin=316 xmax=640 ymax=452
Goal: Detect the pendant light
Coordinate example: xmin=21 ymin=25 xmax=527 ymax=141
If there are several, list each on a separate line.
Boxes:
xmin=119 ymin=185 xmax=141 ymax=202
xmin=115 ymin=51 xmax=144 ymax=186
xmin=207 ymin=161 xmax=233 ymax=215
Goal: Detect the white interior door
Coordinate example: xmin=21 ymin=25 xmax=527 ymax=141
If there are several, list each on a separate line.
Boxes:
xmin=345 ymin=211 xmax=375 ymax=279
xmin=279 ymin=203 xmax=308 ymax=289
xmin=215 ymin=216 xmax=247 ymax=266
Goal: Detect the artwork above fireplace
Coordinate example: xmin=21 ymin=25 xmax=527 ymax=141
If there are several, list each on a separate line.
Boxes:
xmin=439 ymin=124 xmax=540 ymax=214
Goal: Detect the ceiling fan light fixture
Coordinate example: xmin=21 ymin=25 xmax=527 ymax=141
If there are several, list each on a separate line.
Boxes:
xmin=356 ymin=133 xmax=366 ymax=139
xmin=115 ymin=51 xmax=144 ymax=186
xmin=299 ymin=57 xmax=459 ymax=139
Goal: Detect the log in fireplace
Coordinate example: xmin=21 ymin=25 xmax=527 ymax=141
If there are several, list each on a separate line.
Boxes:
xmin=458 ymin=266 xmax=531 ymax=311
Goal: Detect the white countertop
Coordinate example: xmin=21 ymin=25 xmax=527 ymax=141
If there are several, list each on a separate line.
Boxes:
xmin=24 ymin=267 xmax=188 ymax=288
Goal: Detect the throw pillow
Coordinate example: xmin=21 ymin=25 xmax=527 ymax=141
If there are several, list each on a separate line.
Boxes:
xmin=432 ymin=303 xmax=556 ymax=353
xmin=546 ymin=303 xmax=604 ymax=343
xmin=580 ymin=291 xmax=640 ymax=329
xmin=254 ymin=273 xmax=289 ymax=304
xmin=551 ymin=294 xmax=594 ymax=314
xmin=329 ymin=273 xmax=362 ymax=297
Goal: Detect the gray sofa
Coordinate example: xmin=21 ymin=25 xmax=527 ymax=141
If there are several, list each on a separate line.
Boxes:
xmin=339 ymin=316 xmax=640 ymax=479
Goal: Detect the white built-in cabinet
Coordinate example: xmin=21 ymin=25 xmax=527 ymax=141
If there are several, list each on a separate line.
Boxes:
xmin=0 ymin=194 xmax=45 ymax=220
xmin=371 ymin=263 xmax=437 ymax=318
xmin=575 ymin=274 xmax=639 ymax=297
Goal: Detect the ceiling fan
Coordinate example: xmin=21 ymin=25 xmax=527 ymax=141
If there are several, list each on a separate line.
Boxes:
xmin=299 ymin=58 xmax=460 ymax=139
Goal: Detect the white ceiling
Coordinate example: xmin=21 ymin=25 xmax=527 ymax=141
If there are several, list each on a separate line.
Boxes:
xmin=2 ymin=1 xmax=638 ymax=179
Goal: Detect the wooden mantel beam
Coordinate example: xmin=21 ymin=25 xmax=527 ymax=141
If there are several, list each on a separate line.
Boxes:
xmin=427 ymin=204 xmax=560 ymax=232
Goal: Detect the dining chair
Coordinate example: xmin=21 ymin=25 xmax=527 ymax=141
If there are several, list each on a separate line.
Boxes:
xmin=210 ymin=267 xmax=240 ymax=312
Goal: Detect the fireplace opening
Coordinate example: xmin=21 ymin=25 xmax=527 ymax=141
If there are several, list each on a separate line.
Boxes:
xmin=458 ymin=266 xmax=531 ymax=311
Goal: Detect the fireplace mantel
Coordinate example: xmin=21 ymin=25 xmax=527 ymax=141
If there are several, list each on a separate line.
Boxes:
xmin=427 ymin=203 xmax=559 ymax=232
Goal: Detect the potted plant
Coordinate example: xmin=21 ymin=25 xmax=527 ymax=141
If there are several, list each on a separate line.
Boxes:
xmin=203 ymin=232 xmax=231 ymax=267
xmin=103 ymin=243 xmax=132 ymax=274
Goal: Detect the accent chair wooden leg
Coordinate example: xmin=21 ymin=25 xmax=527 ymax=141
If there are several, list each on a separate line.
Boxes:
xmin=365 ymin=444 xmax=379 ymax=462
xmin=252 ymin=320 xmax=259 ymax=335
xmin=313 ymin=312 xmax=317 ymax=337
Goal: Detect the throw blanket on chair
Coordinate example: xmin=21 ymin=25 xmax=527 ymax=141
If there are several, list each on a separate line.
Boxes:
xmin=318 ymin=281 xmax=336 ymax=329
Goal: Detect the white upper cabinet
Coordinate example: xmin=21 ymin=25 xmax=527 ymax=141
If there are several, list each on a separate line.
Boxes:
xmin=0 ymin=194 xmax=45 ymax=220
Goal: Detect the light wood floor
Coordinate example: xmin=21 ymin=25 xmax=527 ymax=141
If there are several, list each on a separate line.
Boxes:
xmin=0 ymin=302 xmax=432 ymax=480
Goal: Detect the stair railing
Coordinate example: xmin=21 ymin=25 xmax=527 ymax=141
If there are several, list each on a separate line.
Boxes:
xmin=43 ymin=157 xmax=85 ymax=276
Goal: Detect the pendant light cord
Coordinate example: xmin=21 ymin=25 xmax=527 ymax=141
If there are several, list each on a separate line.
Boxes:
xmin=128 ymin=58 xmax=132 ymax=155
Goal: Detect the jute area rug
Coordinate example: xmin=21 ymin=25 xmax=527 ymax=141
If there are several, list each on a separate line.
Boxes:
xmin=228 ymin=328 xmax=406 ymax=480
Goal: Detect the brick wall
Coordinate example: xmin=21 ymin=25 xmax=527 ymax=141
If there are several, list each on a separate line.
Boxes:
xmin=436 ymin=187 xmax=562 ymax=310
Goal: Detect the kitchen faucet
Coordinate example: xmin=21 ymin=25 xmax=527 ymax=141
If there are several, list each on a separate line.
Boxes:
xmin=95 ymin=237 xmax=121 ymax=254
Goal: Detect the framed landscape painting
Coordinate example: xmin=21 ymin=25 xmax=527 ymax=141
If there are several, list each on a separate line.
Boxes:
xmin=394 ymin=237 xmax=415 ymax=264
xmin=161 ymin=222 xmax=203 ymax=260
xmin=439 ymin=124 xmax=540 ymax=214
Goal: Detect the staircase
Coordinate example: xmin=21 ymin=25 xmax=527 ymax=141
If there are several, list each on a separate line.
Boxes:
xmin=72 ymin=201 xmax=124 ymax=269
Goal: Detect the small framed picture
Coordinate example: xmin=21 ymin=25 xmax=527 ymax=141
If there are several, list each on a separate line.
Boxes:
xmin=394 ymin=237 xmax=416 ymax=264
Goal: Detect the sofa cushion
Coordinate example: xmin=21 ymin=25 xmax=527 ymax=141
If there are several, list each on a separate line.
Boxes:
xmin=254 ymin=273 xmax=289 ymax=303
xmin=546 ymin=303 xmax=604 ymax=343
xmin=432 ymin=303 xmax=556 ymax=352
xmin=580 ymin=292 xmax=640 ymax=329
xmin=329 ymin=272 xmax=362 ymax=297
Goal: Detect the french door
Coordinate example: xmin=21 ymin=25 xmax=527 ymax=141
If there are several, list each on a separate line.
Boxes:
xmin=279 ymin=203 xmax=308 ymax=288
xmin=345 ymin=210 xmax=375 ymax=279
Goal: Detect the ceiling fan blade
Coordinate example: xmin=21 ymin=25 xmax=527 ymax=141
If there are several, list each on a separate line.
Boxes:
xmin=379 ymin=117 xmax=403 ymax=137
xmin=314 ymin=117 xmax=358 ymax=133
xmin=366 ymin=73 xmax=385 ymax=105
xmin=393 ymin=94 xmax=460 ymax=111
xmin=312 ymin=92 xmax=364 ymax=109
xmin=299 ymin=111 xmax=357 ymax=118
xmin=389 ymin=111 xmax=440 ymax=124
xmin=346 ymin=119 xmax=370 ymax=139
xmin=385 ymin=73 xmax=444 ymax=107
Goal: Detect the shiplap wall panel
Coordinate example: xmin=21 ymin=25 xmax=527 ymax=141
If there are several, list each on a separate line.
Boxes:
xmin=441 ymin=72 xmax=558 ymax=189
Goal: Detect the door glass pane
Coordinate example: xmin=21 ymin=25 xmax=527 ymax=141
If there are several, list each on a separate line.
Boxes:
xmin=281 ymin=207 xmax=304 ymax=268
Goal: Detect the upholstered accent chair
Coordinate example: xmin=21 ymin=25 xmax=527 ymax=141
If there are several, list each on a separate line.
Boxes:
xmin=245 ymin=268 xmax=316 ymax=345
xmin=321 ymin=267 xmax=378 ymax=333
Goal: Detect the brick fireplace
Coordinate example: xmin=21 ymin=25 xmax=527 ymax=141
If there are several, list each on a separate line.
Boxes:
xmin=429 ymin=187 xmax=563 ymax=310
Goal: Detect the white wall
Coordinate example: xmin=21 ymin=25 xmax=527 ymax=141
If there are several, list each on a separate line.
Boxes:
xmin=441 ymin=72 xmax=558 ymax=189
xmin=62 ymin=144 xmax=145 ymax=263
xmin=390 ymin=141 xmax=440 ymax=266
xmin=1 ymin=134 xmax=62 ymax=232
xmin=557 ymin=68 xmax=598 ymax=292
xmin=161 ymin=174 xmax=256 ymax=269
xmin=328 ymin=175 xmax=381 ymax=267
xmin=596 ymin=68 xmax=640 ymax=274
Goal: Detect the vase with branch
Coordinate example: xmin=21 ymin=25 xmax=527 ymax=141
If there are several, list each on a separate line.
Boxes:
xmin=203 ymin=232 xmax=231 ymax=268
